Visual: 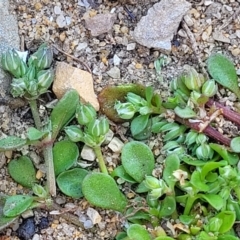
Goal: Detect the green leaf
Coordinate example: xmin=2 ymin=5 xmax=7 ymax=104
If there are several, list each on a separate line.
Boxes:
xmin=207 ymin=53 xmax=240 ymax=99
xmin=154 ymin=237 xmax=175 ymax=240
xmin=82 ymin=172 xmax=127 ymax=212
xmin=216 ymin=211 xmax=236 ymax=234
xmin=181 ymin=155 xmax=207 ymax=166
xmin=3 ymin=195 xmax=34 ymax=217
xmin=218 ymin=236 xmax=239 ymax=240
xmin=174 ymin=106 xmax=197 ymax=119
xmin=131 ymin=114 xmax=149 ymax=136
xmin=0 ymin=136 xmax=27 ymax=151
xmin=26 ymin=127 xmax=46 ymax=141
xmin=8 ymin=156 xmax=37 ymax=188
xmin=121 ymin=141 xmax=155 ymax=183
xmin=145 ymin=86 xmax=154 ymax=105
xmin=191 ymin=171 xmax=209 ymax=192
xmin=151 ymin=120 xmax=168 ymax=133
xmin=200 ymin=160 xmax=227 ymax=180
xmin=210 ymin=143 xmax=239 ymax=165
xmin=57 ymin=168 xmax=88 ymax=198
xmin=159 ymin=196 xmax=176 ymax=218
xmin=53 ymin=140 xmax=79 ymax=176
xmin=0 ymin=196 xmax=18 ymax=231
xmin=127 ymin=224 xmax=152 ymax=240
xmin=199 ymin=194 xmax=224 ymax=211
xmin=179 ymin=215 xmax=194 ymax=225
xmin=163 ymin=154 xmax=180 ymax=189
xmin=111 ymin=165 xmax=137 ymax=183
xmin=126 ymin=209 xmax=151 ymax=223
xmin=50 ymin=89 xmax=79 ymax=140
xmin=135 ymin=182 xmax=149 ymax=193
xmin=230 ymin=137 xmax=240 ymax=153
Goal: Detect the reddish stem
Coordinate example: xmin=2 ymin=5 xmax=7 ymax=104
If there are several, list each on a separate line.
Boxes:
xmin=206 ymin=99 xmax=240 ymax=127
xmin=174 ymin=116 xmax=231 ymax=146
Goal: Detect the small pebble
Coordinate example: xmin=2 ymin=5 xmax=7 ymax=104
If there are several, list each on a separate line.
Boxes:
xmin=81 ymin=145 xmax=96 ymax=161
xmin=126 ymin=43 xmax=136 ymax=51
xmin=17 ymin=217 xmax=36 ymax=240
xmin=108 ymin=137 xmax=124 ymax=153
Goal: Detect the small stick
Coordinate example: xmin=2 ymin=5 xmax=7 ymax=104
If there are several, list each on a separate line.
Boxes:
xmin=218 ymin=7 xmax=240 ymax=30
xmin=175 ymin=115 xmax=231 ymax=146
xmin=51 ymin=44 xmax=92 ymax=73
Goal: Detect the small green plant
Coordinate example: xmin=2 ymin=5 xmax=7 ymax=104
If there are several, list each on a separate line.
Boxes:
xmin=2 ymin=45 xmax=240 ymax=239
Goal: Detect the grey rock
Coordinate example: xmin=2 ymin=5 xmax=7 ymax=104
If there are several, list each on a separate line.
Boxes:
xmin=0 ymin=0 xmax=25 ymax=107
xmin=107 ymin=66 xmax=120 ymax=79
xmin=133 ymin=0 xmax=191 ymax=51
xmin=85 ymin=13 xmax=116 ymax=37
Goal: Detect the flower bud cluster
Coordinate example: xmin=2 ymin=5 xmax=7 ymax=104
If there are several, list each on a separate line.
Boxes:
xmin=144 ymin=176 xmax=170 ymax=200
xmin=1 ymin=43 xmax=54 ymax=98
xmin=114 ymin=92 xmax=152 ymax=120
xmin=65 ymin=103 xmax=109 ymax=147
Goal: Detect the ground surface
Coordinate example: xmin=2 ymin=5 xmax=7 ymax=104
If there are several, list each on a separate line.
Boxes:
xmin=1 ymin=0 xmax=240 ymax=239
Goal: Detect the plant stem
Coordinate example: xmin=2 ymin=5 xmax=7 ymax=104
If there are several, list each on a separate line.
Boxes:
xmin=175 ymin=116 xmax=231 ymax=146
xmin=93 ymin=145 xmax=108 ymax=174
xmin=29 ymin=99 xmax=42 ymax=130
xmin=207 ymin=99 xmax=240 ymax=127
xmin=183 ymin=195 xmax=198 ymax=215
xmin=42 ymin=133 xmax=56 ymax=197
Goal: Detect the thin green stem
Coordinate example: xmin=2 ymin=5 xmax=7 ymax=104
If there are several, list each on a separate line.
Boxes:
xmin=93 ymin=145 xmax=108 ymax=174
xmin=42 ymin=133 xmax=56 ymax=197
xmin=183 ymin=195 xmax=198 ymax=215
xmin=29 ymin=99 xmax=42 ymax=130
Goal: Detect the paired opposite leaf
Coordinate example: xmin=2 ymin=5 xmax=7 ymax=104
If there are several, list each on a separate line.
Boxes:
xmin=50 ymin=89 xmax=79 ymax=140
xmin=207 ymin=53 xmax=240 ymax=99
xmin=82 ymin=172 xmax=127 ymax=212
xmin=53 ymin=140 xmax=79 ymax=176
xmin=127 ymin=224 xmax=152 ymax=240
xmin=121 ymin=141 xmax=155 ymax=183
xmin=3 ymin=195 xmax=34 ymax=217
xmin=8 ymin=156 xmax=37 ymax=188
xmin=57 ymin=168 xmax=88 ymax=198
xmin=0 ymin=136 xmax=27 ymax=151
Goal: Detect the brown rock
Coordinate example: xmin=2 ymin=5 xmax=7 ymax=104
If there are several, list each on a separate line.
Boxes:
xmin=53 ymin=62 xmax=99 ymax=110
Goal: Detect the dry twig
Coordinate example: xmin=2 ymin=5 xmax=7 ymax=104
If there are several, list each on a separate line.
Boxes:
xmin=51 ymin=44 xmax=92 ymax=73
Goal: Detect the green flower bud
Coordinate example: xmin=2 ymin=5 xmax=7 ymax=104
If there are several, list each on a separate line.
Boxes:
xmin=146 ymin=194 xmax=159 ymax=208
xmin=114 ymin=101 xmax=136 ymax=119
xmin=26 ymin=79 xmax=38 ymax=96
xmin=219 ymin=187 xmax=231 ymax=200
xmin=87 ymin=118 xmax=109 ymax=137
xmin=202 ymin=79 xmax=218 ymax=97
xmin=10 ymin=78 xmax=26 ymax=97
xmin=1 ymin=49 xmax=22 ymax=78
xmin=76 ymin=103 xmax=96 ymax=126
xmin=126 ymin=92 xmax=147 ymax=107
xmin=149 ymin=188 xmax=164 ymax=200
xmin=20 ymin=60 xmax=28 ymax=77
xmin=26 ymin=65 xmax=36 ymax=81
xmin=196 ymin=143 xmax=214 ymax=160
xmin=207 ymin=217 xmax=222 ymax=233
xmin=28 ymin=43 xmax=53 ymax=70
xmin=219 ymin=165 xmax=237 ymax=180
xmin=37 ymin=69 xmax=54 ymax=90
xmin=139 ymin=106 xmax=152 ymax=115
xmin=170 ymin=78 xmax=178 ymax=91
xmin=32 ymin=184 xmax=48 ymax=198
xmin=185 ymin=130 xmax=198 ymax=146
xmin=83 ymin=133 xmax=97 ymax=147
xmin=190 ymin=91 xmax=201 ymax=105
xmin=65 ymin=125 xmax=84 ymax=142
xmin=183 ymin=67 xmax=205 ymax=91
xmin=196 ymin=133 xmax=207 ymax=145
xmin=144 ymin=176 xmax=161 ymax=189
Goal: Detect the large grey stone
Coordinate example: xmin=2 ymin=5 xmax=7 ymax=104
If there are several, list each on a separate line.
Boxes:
xmin=133 ymin=0 xmax=191 ymax=51
xmin=0 ymin=0 xmax=23 ymax=107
